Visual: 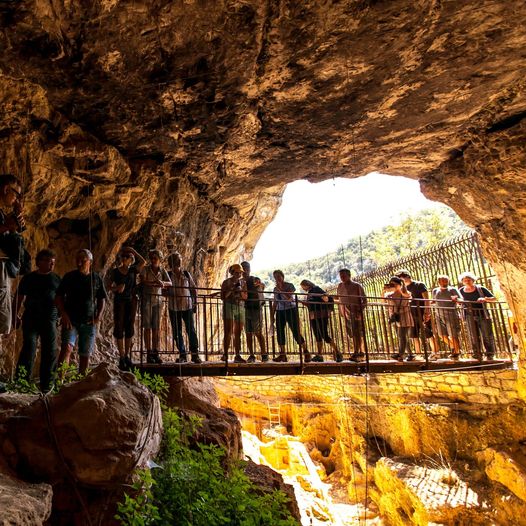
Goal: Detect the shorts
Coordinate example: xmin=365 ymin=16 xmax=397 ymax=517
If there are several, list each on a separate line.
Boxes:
xmin=245 ymin=308 xmax=262 ymax=333
xmin=141 ymin=300 xmax=162 ymax=330
xmin=62 ymin=323 xmax=96 ymax=357
xmin=223 ymin=302 xmax=245 ymax=323
xmin=113 ymin=298 xmax=137 ymax=339
xmin=310 ymin=316 xmax=332 ymax=343
xmin=435 ymin=312 xmax=460 ymax=338
xmin=410 ymin=308 xmax=433 ymax=338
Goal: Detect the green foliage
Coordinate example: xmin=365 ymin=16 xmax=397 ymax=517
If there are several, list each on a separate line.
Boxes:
xmin=261 ymin=206 xmax=468 ymax=289
xmin=117 ymin=409 xmax=299 ymax=526
xmin=131 ymin=368 xmax=169 ymax=407
xmin=6 ymin=366 xmax=39 ymax=394
xmin=115 ymin=469 xmax=160 ymax=526
xmin=54 ymin=362 xmax=85 ymax=391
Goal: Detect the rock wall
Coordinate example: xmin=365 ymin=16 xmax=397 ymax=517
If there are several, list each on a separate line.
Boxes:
xmin=0 ymin=4 xmax=525 ymax=376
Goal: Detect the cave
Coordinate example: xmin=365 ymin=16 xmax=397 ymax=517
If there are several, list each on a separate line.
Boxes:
xmin=1 ymin=0 xmax=526 ymax=524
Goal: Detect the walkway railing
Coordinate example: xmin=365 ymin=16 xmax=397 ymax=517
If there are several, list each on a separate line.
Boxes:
xmin=134 ymin=288 xmax=516 ymax=366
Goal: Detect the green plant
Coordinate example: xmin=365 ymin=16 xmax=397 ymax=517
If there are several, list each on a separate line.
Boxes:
xmin=115 ymin=469 xmax=160 ymax=526
xmin=117 ymin=409 xmax=299 ymax=526
xmin=6 ymin=366 xmax=39 ymax=394
xmin=54 ymin=362 xmax=85 ymax=391
xmin=132 ymin=369 xmax=169 ymax=407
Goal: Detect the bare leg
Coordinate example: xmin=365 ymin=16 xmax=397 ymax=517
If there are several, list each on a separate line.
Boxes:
xmin=223 ymin=319 xmax=233 ymax=357
xmin=233 ymin=321 xmax=243 ymax=355
xmin=125 ymin=337 xmax=133 ymax=358
xmin=255 ymin=332 xmax=266 ymax=356
xmin=143 ymin=328 xmax=152 ymax=352
xmin=116 ymin=338 xmax=125 ymax=357
xmin=152 ymin=329 xmax=160 ymax=352
xmin=58 ymin=343 xmax=73 ymax=369
xmin=246 ymin=332 xmax=255 ymax=356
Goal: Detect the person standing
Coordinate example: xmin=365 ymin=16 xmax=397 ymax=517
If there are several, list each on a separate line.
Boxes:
xmin=56 ymin=249 xmax=107 ymax=375
xmin=221 ymin=264 xmax=248 ymax=363
xmin=431 ymin=275 xmax=461 ymax=359
xmin=385 ymin=276 xmax=414 ymax=361
xmin=139 ymin=250 xmax=171 ymax=364
xmin=396 ymin=270 xmax=437 ymax=358
xmin=336 ymin=268 xmax=367 ymax=361
xmin=0 ymin=173 xmax=26 ymax=336
xmin=109 ymin=247 xmax=146 ymax=370
xmin=300 ymin=279 xmax=341 ymax=363
xmin=13 ymin=249 xmax=61 ymax=391
xmin=241 ymin=261 xmax=268 ymax=363
xmin=458 ymin=272 xmax=497 ymax=361
xmin=270 ymin=270 xmax=310 ymax=363
xmin=166 ymin=252 xmax=201 ymax=364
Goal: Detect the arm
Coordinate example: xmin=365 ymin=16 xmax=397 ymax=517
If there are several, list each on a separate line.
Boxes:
xmin=93 ymin=298 xmax=105 ymax=324
xmin=479 ymin=287 xmax=497 ymax=303
xmin=422 ymin=290 xmax=431 ymax=319
xmin=124 ymin=247 xmax=147 ymax=272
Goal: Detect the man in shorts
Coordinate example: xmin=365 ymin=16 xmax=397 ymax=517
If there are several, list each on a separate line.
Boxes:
xmin=56 ymin=249 xmax=107 ymax=374
xmin=431 ymin=275 xmax=461 ymax=359
xmin=241 ymin=261 xmax=268 ymax=362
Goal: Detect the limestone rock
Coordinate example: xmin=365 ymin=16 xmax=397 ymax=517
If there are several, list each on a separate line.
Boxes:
xmin=5 ymin=363 xmax=162 ymax=486
xmin=244 ymin=459 xmax=302 ymax=523
xmin=373 ymin=457 xmax=485 ymax=525
xmin=477 ymin=447 xmax=526 ymax=503
xmin=0 ymin=471 xmax=52 ymax=526
xmin=167 ymin=376 xmax=242 ymax=459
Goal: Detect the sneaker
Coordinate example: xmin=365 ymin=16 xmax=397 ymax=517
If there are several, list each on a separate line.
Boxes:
xmin=273 ymin=354 xmax=288 ymax=363
xmin=261 ymin=354 xmax=269 ymax=362
xmin=176 ymin=355 xmax=187 ymax=363
xmin=118 ymin=357 xmax=127 ymax=370
xmin=234 ymin=354 xmax=247 ymax=364
xmin=220 ymin=354 xmax=229 ymax=362
xmin=486 ymin=354 xmax=495 ymax=361
xmin=311 ymin=354 xmax=324 ymax=362
xmin=153 ymin=354 xmax=163 ymax=364
xmin=448 ymin=353 xmax=460 ymax=361
xmin=247 ymin=354 xmax=256 ymax=363
xmin=303 ymin=351 xmax=312 ymax=363
xmin=428 ymin=353 xmax=440 ymax=361
xmin=473 ymin=352 xmax=483 ymax=362
xmin=146 ymin=354 xmax=157 ymax=364
xmin=335 ymin=353 xmax=344 ymax=363
xmin=124 ymin=356 xmax=134 ymax=369
xmin=391 ymin=354 xmax=404 ymax=362
xmin=191 ymin=354 xmax=202 ymax=364
xmin=406 ymin=354 xmax=416 ymax=362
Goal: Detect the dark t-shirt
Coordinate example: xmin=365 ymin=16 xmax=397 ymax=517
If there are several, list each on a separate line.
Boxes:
xmin=57 ymin=270 xmax=108 ymax=324
xmin=245 ymin=276 xmax=262 ymax=310
xmin=18 ymin=271 xmax=61 ymax=320
xmin=110 ymin=266 xmax=138 ymax=302
xmin=307 ymin=286 xmax=331 ymax=318
xmin=407 ymin=281 xmax=428 ymax=309
xmin=459 ymin=286 xmax=494 ymax=317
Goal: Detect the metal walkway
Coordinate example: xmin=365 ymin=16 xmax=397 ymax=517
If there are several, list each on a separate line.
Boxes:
xmin=138 ymin=358 xmax=513 ymax=377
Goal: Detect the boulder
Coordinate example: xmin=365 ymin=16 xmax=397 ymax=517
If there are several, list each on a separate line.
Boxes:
xmin=5 ymin=363 xmax=162 ymax=486
xmin=0 ymin=471 xmax=52 ymax=526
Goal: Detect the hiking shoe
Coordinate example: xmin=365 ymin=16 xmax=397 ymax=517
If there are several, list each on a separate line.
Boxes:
xmin=311 ymin=354 xmax=324 ymax=362
xmin=220 ymin=354 xmax=229 ymax=362
xmin=146 ymin=354 xmax=157 ymax=364
xmin=118 ymin=357 xmax=127 ymax=370
xmin=273 ymin=354 xmax=288 ymax=362
xmin=448 ymin=353 xmax=460 ymax=361
xmin=406 ymin=354 xmax=416 ymax=362
xmin=191 ymin=354 xmax=202 ymax=364
xmin=247 ymin=354 xmax=256 ymax=363
xmin=124 ymin=356 xmax=134 ymax=369
xmin=486 ymin=354 xmax=495 ymax=361
xmin=391 ymin=354 xmax=404 ymax=362
xmin=303 ymin=352 xmax=312 ymax=363
xmin=473 ymin=352 xmax=483 ymax=362
xmin=234 ymin=354 xmax=247 ymax=364
xmin=335 ymin=352 xmax=344 ymax=363
xmin=261 ymin=354 xmax=269 ymax=362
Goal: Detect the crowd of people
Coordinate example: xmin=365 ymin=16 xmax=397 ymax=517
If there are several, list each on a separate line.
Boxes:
xmin=0 ymin=173 xmax=502 ymax=393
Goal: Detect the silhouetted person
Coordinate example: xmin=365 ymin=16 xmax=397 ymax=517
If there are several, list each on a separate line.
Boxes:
xmin=13 ymin=249 xmax=61 ymax=391
xmin=56 ymin=249 xmax=107 ymax=375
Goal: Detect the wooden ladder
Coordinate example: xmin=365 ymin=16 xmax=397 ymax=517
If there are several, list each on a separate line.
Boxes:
xmin=267 ymin=402 xmax=281 ymax=428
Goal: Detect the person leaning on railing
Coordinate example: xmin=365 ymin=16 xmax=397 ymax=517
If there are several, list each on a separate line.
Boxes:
xmin=300 ymin=279 xmax=342 ymax=363
xmin=220 ymin=263 xmax=248 ymax=363
xmin=457 ymin=271 xmax=497 ymax=361
xmin=270 ymin=270 xmax=311 ymax=363
xmin=384 ymin=276 xmax=414 ymax=362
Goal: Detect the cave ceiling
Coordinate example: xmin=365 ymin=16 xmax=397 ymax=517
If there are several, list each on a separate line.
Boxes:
xmin=0 ymin=0 xmax=525 ymax=283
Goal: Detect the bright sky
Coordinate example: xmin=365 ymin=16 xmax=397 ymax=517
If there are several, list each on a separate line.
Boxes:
xmin=250 ymin=172 xmax=442 ymax=271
